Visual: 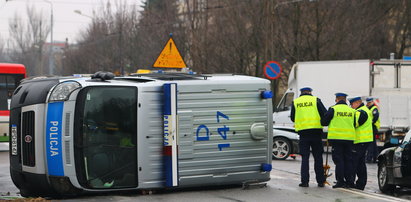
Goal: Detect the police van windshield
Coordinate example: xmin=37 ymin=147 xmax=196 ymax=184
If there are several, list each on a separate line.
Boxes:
xmin=74 ymin=86 xmax=137 ymax=189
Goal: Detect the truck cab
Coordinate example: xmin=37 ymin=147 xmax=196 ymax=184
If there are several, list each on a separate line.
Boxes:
xmin=273 ymin=90 xmax=295 ymax=127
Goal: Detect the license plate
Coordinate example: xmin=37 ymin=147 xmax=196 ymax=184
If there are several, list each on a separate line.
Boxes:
xmin=11 ymin=125 xmax=17 ymax=155
xmin=376 ymin=141 xmax=385 ymax=147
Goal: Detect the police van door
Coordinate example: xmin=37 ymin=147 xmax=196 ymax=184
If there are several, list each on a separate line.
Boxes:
xmin=74 ymin=86 xmax=138 ymax=189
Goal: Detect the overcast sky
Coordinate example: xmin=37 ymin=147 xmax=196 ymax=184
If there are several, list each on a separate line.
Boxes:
xmin=0 ymin=0 xmax=142 ymax=45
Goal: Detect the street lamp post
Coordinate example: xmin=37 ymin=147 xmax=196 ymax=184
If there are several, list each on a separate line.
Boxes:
xmin=43 ymin=0 xmax=54 ymax=75
xmin=74 ymin=9 xmax=124 ymax=76
xmin=74 ymin=10 xmax=93 ymax=19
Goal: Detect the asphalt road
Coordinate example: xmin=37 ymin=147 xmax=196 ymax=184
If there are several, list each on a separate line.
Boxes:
xmin=0 ymin=146 xmax=410 ymax=201
xmin=272 ymin=153 xmax=411 ymax=201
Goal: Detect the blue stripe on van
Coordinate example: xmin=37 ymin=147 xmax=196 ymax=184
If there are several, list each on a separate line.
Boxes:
xmin=46 ymin=102 xmax=64 ymax=176
xmin=163 ymin=83 xmax=178 ymax=187
xmin=164 ymin=84 xmax=172 ymax=115
xmin=164 ymin=146 xmax=173 ymax=187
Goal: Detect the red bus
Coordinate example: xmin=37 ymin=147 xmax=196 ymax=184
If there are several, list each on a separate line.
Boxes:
xmin=0 ymin=63 xmax=26 ymax=141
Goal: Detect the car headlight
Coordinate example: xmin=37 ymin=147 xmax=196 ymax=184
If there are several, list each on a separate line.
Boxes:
xmin=49 ymin=81 xmax=81 ymax=102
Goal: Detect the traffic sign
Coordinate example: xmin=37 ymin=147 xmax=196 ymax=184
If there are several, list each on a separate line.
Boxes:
xmin=153 ymin=36 xmax=187 ymax=68
xmin=263 ymin=61 xmax=282 ymax=80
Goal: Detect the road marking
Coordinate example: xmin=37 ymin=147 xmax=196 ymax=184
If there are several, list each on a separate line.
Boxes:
xmin=271 ymin=168 xmax=300 ymax=176
xmin=338 ymin=188 xmax=410 ymax=202
xmin=269 ymin=175 xmax=286 ymax=179
xmin=270 ymin=165 xmax=408 ymax=201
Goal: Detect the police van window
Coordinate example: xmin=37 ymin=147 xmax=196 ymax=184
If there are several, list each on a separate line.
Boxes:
xmin=74 ymin=86 xmax=137 ymax=189
xmin=277 ymin=92 xmax=294 ymax=112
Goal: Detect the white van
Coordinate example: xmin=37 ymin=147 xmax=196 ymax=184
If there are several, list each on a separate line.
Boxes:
xmin=10 ymin=72 xmax=273 ymax=197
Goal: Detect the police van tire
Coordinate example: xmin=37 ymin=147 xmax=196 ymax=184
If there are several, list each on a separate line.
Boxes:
xmin=378 ymin=160 xmax=395 ymax=193
xmin=272 ymin=137 xmax=292 ymax=160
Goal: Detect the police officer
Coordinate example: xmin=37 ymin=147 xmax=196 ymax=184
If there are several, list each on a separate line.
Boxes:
xmin=349 ymin=97 xmax=372 ymax=190
xmin=322 ymin=93 xmax=365 ymax=188
xmin=290 ymin=87 xmax=327 ymax=188
xmin=365 ymin=97 xmax=380 ymax=163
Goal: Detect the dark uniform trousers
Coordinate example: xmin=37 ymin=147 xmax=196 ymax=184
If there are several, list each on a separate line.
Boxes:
xmin=331 ymin=140 xmax=354 ymax=186
xmin=298 ymin=129 xmax=325 ymax=184
xmin=353 ymin=143 xmax=369 ymax=190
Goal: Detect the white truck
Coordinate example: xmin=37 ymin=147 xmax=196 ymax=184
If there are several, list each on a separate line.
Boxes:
xmin=273 ymin=59 xmax=411 ymax=146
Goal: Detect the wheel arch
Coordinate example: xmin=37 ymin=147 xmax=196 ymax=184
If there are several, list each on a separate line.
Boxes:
xmin=272 ymin=136 xmax=294 ymax=160
xmin=378 ymin=153 xmax=395 ymax=185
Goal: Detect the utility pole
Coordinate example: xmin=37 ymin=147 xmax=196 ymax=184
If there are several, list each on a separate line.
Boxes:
xmin=43 ymin=0 xmax=54 ymax=75
xmin=119 ymin=23 xmax=124 ymax=76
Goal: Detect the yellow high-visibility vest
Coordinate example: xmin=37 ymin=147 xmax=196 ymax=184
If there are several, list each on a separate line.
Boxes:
xmin=293 ymin=95 xmax=322 ymax=132
xmin=327 ymin=104 xmax=356 ymax=141
xmin=354 ymin=105 xmax=374 ymax=144
xmin=370 ymin=105 xmax=381 ymax=130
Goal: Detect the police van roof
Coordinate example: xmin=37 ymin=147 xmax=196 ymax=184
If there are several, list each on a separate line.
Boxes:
xmin=126 ymin=72 xmax=210 ymax=81
xmin=54 ymin=72 xmax=269 ymax=87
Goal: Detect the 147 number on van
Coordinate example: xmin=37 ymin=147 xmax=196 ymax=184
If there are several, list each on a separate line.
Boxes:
xmin=196 ymin=111 xmax=230 ymax=151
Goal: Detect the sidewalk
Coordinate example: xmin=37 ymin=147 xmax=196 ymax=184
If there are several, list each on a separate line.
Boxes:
xmin=0 ymin=142 xmax=9 ymax=152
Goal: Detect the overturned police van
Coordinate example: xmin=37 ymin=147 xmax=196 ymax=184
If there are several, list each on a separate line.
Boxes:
xmin=9 ymin=72 xmax=273 ymax=197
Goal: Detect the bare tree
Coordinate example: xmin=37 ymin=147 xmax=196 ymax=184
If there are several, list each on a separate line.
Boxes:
xmin=63 ymin=1 xmax=148 ymax=75
xmin=8 ymin=4 xmax=50 ymax=76
xmin=0 ymin=36 xmax=5 ymax=61
xmin=388 ymin=0 xmax=411 ymax=58
xmin=65 ymin=0 xmax=411 ymax=97
xmin=136 ymin=0 xmax=184 ymax=69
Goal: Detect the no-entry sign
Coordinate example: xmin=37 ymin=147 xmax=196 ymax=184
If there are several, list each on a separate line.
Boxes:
xmin=263 ymin=61 xmax=282 ymax=80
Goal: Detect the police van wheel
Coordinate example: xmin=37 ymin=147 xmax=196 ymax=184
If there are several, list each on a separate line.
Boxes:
xmin=378 ymin=160 xmax=395 ymax=193
xmin=272 ymin=137 xmax=292 ymax=160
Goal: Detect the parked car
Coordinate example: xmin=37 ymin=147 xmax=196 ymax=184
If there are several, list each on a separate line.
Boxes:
xmin=272 ymin=126 xmax=299 ymax=160
xmin=377 ymin=130 xmax=411 ymax=193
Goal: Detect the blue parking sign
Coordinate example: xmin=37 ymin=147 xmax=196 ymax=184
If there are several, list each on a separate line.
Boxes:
xmin=263 ymin=61 xmax=282 ymax=80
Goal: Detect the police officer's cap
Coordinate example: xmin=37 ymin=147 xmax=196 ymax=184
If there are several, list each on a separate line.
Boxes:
xmin=335 ymin=92 xmax=348 ymax=97
xmin=300 ymin=87 xmax=313 ymax=92
xmin=366 ymin=97 xmax=374 ymax=102
xmin=348 ymin=96 xmax=362 ymax=104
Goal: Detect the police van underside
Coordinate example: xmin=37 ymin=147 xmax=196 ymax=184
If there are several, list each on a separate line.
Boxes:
xmin=9 ymin=73 xmax=273 ymax=197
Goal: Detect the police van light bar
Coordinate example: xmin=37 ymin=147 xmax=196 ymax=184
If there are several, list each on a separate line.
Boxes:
xmin=49 ymin=81 xmax=81 ymax=102
xmin=261 ymin=91 xmax=273 ymax=99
